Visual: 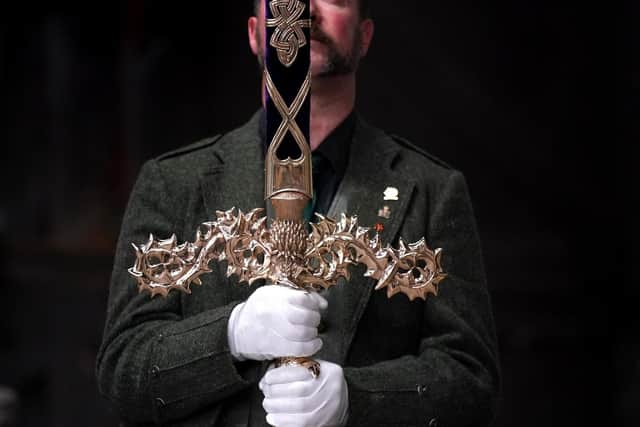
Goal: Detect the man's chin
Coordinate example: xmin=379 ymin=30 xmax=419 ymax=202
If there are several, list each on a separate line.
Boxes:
xmin=310 ymin=46 xmax=356 ymax=78
xmin=310 ymin=52 xmax=330 ymax=74
xmin=310 ymin=42 xmax=328 ymax=59
xmin=309 ymin=62 xmax=333 ymax=78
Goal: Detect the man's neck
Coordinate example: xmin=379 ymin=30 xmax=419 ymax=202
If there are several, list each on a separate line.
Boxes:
xmin=309 ymin=73 xmax=356 ymax=151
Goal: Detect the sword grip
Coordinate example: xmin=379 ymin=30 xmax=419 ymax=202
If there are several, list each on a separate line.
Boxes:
xmin=270 ymin=196 xmax=309 ymax=221
xmin=273 ymin=356 xmax=321 ymax=378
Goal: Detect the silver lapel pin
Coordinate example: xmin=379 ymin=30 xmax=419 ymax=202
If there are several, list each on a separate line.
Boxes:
xmin=383 ymin=186 xmax=399 ymax=201
xmin=378 ymin=205 xmax=392 ymax=219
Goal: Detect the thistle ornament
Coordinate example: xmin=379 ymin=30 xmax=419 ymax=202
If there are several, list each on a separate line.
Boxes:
xmin=129 ymin=209 xmax=446 ymax=301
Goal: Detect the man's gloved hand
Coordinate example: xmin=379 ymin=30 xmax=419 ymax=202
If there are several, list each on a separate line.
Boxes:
xmin=259 ymin=359 xmax=349 ymax=427
xmin=227 ymin=285 xmax=327 ymax=361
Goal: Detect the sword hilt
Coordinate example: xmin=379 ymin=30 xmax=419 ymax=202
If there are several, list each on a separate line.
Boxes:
xmin=129 ymin=0 xmax=446 ymax=381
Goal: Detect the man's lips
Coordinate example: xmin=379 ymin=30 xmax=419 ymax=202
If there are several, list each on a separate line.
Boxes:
xmin=310 ymin=39 xmax=329 ymax=51
xmin=310 ymin=29 xmax=331 ymax=45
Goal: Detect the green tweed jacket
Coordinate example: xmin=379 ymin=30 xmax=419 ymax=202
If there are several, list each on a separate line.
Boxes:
xmin=96 ymin=110 xmax=500 ymax=426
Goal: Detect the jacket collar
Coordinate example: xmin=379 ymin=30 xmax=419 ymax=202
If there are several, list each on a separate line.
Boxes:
xmin=317 ymin=114 xmax=416 ymax=364
xmin=200 ymin=110 xmax=266 ymax=216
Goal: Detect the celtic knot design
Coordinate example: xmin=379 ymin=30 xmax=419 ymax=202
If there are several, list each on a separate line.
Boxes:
xmin=266 ymin=0 xmax=312 ymax=67
xmin=264 ymin=68 xmax=312 ymax=199
xmin=265 ymin=68 xmax=310 ymax=158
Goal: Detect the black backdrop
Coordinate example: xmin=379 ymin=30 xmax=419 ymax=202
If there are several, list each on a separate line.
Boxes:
xmin=0 ymin=1 xmax=633 ymax=426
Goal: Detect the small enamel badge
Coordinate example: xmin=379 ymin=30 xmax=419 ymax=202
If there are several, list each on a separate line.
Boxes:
xmin=377 ymin=205 xmax=392 ymax=219
xmin=383 ymin=187 xmax=399 ymax=201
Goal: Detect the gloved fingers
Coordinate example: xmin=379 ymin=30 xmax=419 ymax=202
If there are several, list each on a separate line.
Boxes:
xmin=265 ymin=412 xmax=308 ymax=427
xmin=261 ymin=378 xmax=315 ymax=399
xmin=285 ymin=305 xmax=321 ymax=327
xmin=251 ymin=284 xmax=280 ymax=300
xmin=309 ymin=292 xmax=328 ymax=310
xmin=262 ymin=339 xmax=322 ymax=359
xmin=263 ymin=394 xmax=316 ymax=415
xmin=290 ymin=337 xmax=322 ymax=357
xmin=275 ymin=323 xmax=318 ymax=342
xmin=285 ymin=290 xmax=325 ymax=311
xmin=263 ymin=364 xmax=314 ymax=385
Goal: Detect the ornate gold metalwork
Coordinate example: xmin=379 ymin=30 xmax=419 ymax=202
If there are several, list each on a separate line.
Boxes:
xmin=270 ymin=219 xmax=307 ymax=287
xmin=266 ymin=0 xmax=312 ymax=67
xmin=264 ymin=69 xmax=312 ymax=200
xmin=130 ymin=208 xmax=446 ymax=301
xmin=129 ymin=208 xmax=271 ymax=297
xmin=304 ymin=214 xmax=445 ymax=300
xmin=275 ymin=356 xmax=320 ymax=378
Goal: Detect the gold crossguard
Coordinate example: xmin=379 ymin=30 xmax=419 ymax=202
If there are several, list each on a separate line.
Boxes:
xmin=129 ymin=208 xmax=446 ymax=301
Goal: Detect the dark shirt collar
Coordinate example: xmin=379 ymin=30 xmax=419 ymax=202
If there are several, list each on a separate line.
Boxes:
xmin=314 ymin=110 xmax=355 ymax=179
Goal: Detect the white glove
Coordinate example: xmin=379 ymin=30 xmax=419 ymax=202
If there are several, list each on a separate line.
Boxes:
xmin=259 ymin=359 xmax=349 ymax=427
xmin=227 ymin=285 xmax=327 ymax=361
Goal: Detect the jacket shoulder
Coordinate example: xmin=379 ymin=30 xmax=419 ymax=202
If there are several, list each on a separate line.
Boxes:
xmin=388 ymin=132 xmax=454 ymax=171
xmin=154 ymin=134 xmax=223 ymax=162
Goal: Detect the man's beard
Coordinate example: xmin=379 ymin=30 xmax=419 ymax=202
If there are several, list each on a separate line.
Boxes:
xmin=255 ymin=24 xmax=361 ymax=76
xmin=310 ymin=24 xmax=361 ymax=77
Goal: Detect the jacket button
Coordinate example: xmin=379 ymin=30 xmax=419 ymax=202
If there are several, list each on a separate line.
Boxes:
xmin=150 ymin=365 xmax=160 ymax=376
xmin=155 ymin=397 xmax=166 ymax=407
xmin=428 ymin=418 xmax=438 ymax=427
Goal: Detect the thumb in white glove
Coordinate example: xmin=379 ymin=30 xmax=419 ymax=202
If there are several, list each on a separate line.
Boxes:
xmin=227 ymin=285 xmax=327 ymax=361
xmin=259 ymin=359 xmax=349 ymax=427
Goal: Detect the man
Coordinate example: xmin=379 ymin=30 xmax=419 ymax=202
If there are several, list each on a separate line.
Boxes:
xmin=96 ymin=0 xmax=501 ymax=426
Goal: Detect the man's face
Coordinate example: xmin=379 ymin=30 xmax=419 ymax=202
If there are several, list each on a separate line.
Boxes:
xmin=249 ymin=0 xmax=373 ymax=77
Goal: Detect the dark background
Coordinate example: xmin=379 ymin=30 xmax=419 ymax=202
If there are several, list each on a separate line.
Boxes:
xmin=0 ymin=1 xmax=633 ymax=426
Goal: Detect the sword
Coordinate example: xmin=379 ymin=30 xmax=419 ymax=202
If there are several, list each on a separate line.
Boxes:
xmin=128 ymin=0 xmax=446 ymax=378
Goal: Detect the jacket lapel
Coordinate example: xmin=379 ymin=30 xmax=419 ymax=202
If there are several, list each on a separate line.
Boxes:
xmin=200 ymin=111 xmax=266 ymax=217
xmin=317 ymin=116 xmax=416 ymax=365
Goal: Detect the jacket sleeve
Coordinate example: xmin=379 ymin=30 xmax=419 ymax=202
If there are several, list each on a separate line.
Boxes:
xmin=95 ymin=159 xmax=253 ymax=424
xmin=343 ymin=170 xmax=501 ymax=427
